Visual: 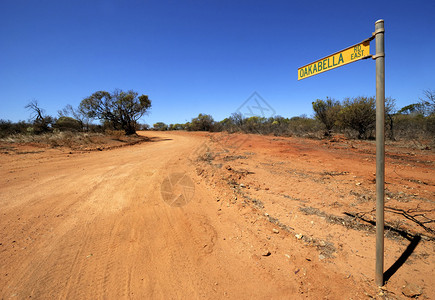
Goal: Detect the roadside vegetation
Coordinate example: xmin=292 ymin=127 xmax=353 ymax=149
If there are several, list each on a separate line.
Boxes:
xmin=151 ymin=90 xmax=434 ymax=146
xmin=0 ymin=89 xmax=151 ymax=149
xmin=1 ymin=89 xmax=434 ymax=148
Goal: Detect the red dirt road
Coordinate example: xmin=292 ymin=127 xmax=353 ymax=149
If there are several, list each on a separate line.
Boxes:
xmin=1 ymin=131 xmax=434 ymax=299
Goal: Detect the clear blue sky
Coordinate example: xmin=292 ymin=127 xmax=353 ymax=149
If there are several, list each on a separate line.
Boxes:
xmin=1 ymin=0 xmax=434 ymax=125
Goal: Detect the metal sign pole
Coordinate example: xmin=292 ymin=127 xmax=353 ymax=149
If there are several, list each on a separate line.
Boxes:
xmin=374 ymin=19 xmax=385 ymax=287
xmin=297 ymin=19 xmax=386 ymax=287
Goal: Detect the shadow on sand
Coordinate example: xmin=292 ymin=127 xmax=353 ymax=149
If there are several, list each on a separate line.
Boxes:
xmin=344 ymin=212 xmax=423 ymax=284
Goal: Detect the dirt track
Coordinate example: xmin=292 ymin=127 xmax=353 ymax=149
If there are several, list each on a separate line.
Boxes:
xmin=1 ymin=131 xmax=434 ymax=299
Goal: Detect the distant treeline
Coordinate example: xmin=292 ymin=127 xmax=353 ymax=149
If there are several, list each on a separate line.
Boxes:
xmin=1 ymin=90 xmax=434 ymax=142
xmin=152 ymin=92 xmax=434 ymax=142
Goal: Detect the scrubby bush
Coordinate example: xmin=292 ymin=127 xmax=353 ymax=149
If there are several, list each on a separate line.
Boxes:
xmin=153 ymin=122 xmax=168 ymax=131
xmin=25 ymin=100 xmax=54 ymax=134
xmin=210 ymin=114 xmax=321 ymax=137
xmin=0 ymin=120 xmax=31 ymax=138
xmin=312 ymin=98 xmax=341 ymax=136
xmin=105 ymin=129 xmax=125 ymax=141
xmin=190 ymin=114 xmax=215 ymax=131
xmin=241 ymin=116 xmax=266 ymax=133
xmin=287 ymin=116 xmax=322 ymax=137
xmin=418 ymin=89 xmax=435 ymax=116
xmin=137 ymin=123 xmax=150 ymax=130
xmin=338 ymin=96 xmax=376 ymax=139
xmin=54 ymin=116 xmax=82 ymax=132
xmin=168 ymin=123 xmax=185 ymax=130
xmin=392 ymin=113 xmax=435 ymax=141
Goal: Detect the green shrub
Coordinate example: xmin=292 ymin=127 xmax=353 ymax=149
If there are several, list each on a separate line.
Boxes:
xmin=190 ymin=114 xmax=215 ymax=131
xmin=54 ymin=116 xmax=82 ymax=132
xmin=338 ymin=96 xmax=376 ymax=139
xmin=312 ymin=98 xmax=341 ymax=136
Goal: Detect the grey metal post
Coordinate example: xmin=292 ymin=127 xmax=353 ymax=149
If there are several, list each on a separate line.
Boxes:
xmin=375 ymin=19 xmax=385 ymax=287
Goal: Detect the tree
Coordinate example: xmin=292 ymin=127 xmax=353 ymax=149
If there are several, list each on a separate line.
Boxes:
xmin=397 ymin=90 xmax=434 ymax=117
xmin=58 ymin=104 xmax=90 ymax=131
xmin=397 ymin=103 xmax=423 ymax=115
xmin=25 ymin=100 xmax=54 ymax=134
xmin=385 ymin=97 xmax=397 ymax=140
xmin=153 ymin=122 xmax=168 ymax=131
xmin=229 ymin=112 xmax=245 ymax=127
xmin=190 ymin=114 xmax=214 ymax=131
xmin=419 ymin=89 xmax=435 ymax=116
xmin=169 ymin=123 xmax=185 ymax=130
xmin=138 ymin=123 xmax=150 ymax=130
xmin=54 ymin=116 xmax=82 ymax=132
xmin=312 ymin=98 xmax=341 ymax=136
xmin=79 ymin=89 xmax=151 ymax=135
xmin=216 ymin=113 xmax=244 ymax=133
xmin=243 ymin=116 xmax=266 ymax=133
xmin=338 ymin=96 xmax=376 ymax=139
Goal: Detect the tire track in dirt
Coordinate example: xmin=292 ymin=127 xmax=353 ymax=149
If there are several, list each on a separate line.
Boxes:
xmin=1 ymin=134 xmax=185 ymax=298
xmin=2 ymin=169 xmax=122 ymax=298
xmin=1 ymin=215 xmax=81 ymax=298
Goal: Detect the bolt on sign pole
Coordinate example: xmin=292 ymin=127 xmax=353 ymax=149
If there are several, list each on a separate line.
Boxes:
xmin=298 ymin=19 xmax=386 ymax=287
xmin=374 ymin=19 xmax=385 ymax=287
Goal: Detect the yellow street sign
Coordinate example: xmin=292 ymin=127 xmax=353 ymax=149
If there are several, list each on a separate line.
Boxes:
xmin=298 ymin=39 xmax=371 ymax=80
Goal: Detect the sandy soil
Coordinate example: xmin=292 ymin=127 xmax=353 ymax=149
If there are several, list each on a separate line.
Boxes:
xmin=0 ymin=131 xmax=433 ymax=299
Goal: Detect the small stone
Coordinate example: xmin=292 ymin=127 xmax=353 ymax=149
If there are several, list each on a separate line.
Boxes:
xmin=272 ymin=228 xmax=279 ymax=234
xmin=319 ymin=240 xmax=326 ymax=247
xmin=240 ymin=184 xmax=246 ymax=188
xmin=265 ymin=187 xmax=269 ymax=190
xmin=264 ymin=213 xmax=269 ymax=217
xmin=295 ymin=234 xmax=303 ymax=240
xmin=402 ymin=283 xmax=422 ymax=298
xmin=262 ymin=250 xmax=271 ymax=256
xmin=318 ymin=254 xmax=325 ymax=260
xmin=356 ymin=182 xmax=361 ymax=186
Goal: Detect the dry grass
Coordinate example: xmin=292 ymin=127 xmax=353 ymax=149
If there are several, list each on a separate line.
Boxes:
xmin=105 ymin=130 xmax=125 ymax=141
xmin=0 ymin=132 xmax=147 ymax=151
xmin=1 ymin=132 xmax=104 ymax=147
